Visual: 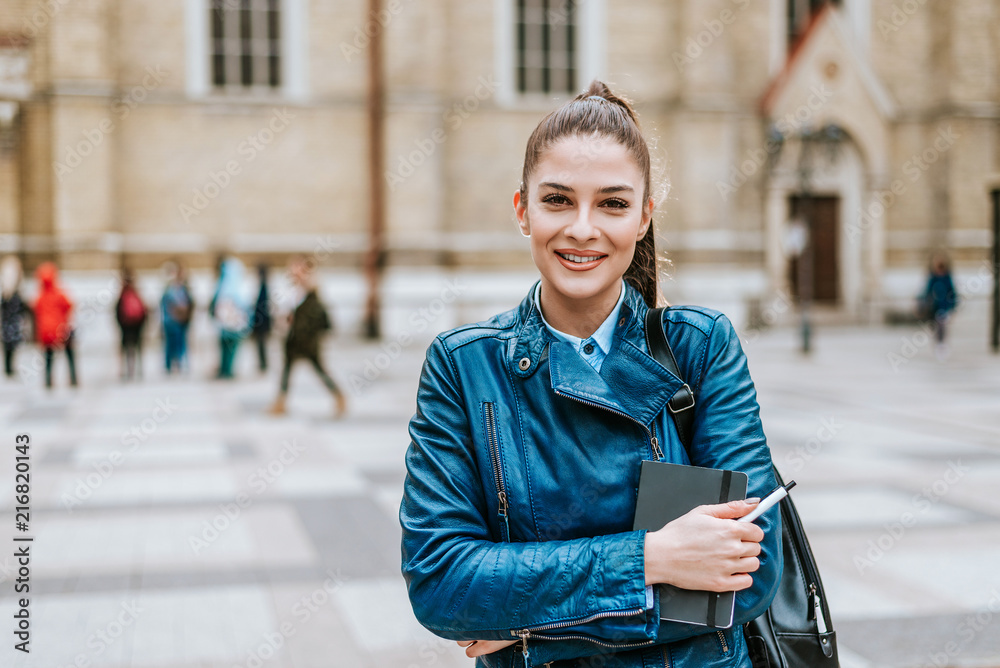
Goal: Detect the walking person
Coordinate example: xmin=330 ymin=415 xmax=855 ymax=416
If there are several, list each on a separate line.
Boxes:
xmin=160 ymin=261 xmax=194 ymax=375
xmin=251 ymin=263 xmax=272 ymax=373
xmin=210 ymin=256 xmax=250 ymax=379
xmin=116 ymin=268 xmax=147 ymax=381
xmin=268 ymin=256 xmax=346 ymax=418
xmin=33 ymin=261 xmax=77 ymax=388
xmin=1 ymin=256 xmax=32 ymax=379
xmin=921 ymin=251 xmax=958 ymax=360
xmin=400 ymin=82 xmax=781 ymax=667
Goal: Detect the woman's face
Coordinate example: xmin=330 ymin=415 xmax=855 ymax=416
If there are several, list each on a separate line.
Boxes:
xmin=514 ymin=134 xmax=652 ymax=305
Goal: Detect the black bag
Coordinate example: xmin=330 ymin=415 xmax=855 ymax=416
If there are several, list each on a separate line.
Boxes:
xmin=644 ymin=307 xmax=839 ymax=668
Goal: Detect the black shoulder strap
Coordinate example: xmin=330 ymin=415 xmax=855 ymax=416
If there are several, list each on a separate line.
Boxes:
xmin=644 ymin=307 xmax=696 ymax=451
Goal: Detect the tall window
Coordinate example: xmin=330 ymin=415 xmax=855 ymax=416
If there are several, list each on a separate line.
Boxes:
xmin=210 ymin=0 xmax=281 ymax=89
xmin=787 ymin=0 xmax=839 ymax=46
xmin=516 ymin=0 xmax=577 ymax=95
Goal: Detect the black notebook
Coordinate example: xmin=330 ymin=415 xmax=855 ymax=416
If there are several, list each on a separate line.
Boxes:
xmin=632 ymin=460 xmax=749 ymax=629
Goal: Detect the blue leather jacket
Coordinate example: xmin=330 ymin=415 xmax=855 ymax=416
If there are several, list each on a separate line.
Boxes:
xmin=400 ymin=282 xmax=782 ymax=668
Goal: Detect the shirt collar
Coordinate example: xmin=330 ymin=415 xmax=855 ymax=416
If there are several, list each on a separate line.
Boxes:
xmin=533 ymin=280 xmax=626 ymax=356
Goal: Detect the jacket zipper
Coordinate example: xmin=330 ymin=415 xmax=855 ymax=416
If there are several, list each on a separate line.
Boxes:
xmin=483 ymin=402 xmax=510 ymax=542
xmin=512 ymin=608 xmax=653 ymax=667
xmin=553 ymin=390 xmax=663 ymax=461
xmin=716 ymin=630 xmax=729 ymax=654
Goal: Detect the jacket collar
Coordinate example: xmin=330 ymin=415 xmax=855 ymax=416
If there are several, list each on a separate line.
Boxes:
xmin=509 ymin=281 xmax=686 ymax=426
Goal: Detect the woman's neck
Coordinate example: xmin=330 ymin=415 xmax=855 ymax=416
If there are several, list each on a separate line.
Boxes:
xmin=537 ymin=280 xmax=622 ymax=339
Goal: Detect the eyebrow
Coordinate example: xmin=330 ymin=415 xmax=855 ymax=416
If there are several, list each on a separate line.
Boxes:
xmin=538 ymin=183 xmax=635 ymax=194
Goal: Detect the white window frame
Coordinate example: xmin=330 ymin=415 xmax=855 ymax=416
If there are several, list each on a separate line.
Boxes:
xmin=186 ymin=0 xmax=308 ymax=102
xmin=494 ymin=0 xmax=604 ymax=108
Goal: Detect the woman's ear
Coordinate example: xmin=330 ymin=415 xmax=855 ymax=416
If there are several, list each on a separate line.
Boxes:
xmin=513 ymin=190 xmax=530 ymax=237
xmin=637 ymin=195 xmax=654 ymax=240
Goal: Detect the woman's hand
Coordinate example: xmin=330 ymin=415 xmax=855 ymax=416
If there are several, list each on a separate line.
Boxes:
xmin=457 ymin=639 xmax=518 ymax=658
xmin=643 ymin=499 xmax=764 ymax=592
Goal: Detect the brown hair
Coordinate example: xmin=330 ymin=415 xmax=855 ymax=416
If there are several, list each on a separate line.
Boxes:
xmin=520 ymin=80 xmax=661 ymax=307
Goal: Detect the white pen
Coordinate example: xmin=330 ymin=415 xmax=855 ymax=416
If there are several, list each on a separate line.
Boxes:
xmin=738 ymin=480 xmax=797 ymax=523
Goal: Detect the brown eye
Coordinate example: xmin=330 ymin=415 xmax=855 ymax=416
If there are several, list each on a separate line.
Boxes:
xmin=602 ymin=198 xmax=629 ymax=209
xmin=542 ymin=194 xmax=570 ymax=205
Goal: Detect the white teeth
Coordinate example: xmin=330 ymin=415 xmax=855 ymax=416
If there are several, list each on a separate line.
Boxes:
xmin=558 ymin=252 xmax=604 ymax=263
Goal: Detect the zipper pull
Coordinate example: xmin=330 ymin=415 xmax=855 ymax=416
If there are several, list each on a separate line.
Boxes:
xmin=810 ymin=584 xmax=829 ymax=634
xmin=498 ymin=491 xmax=508 ymax=517
xmin=516 ymin=629 xmax=531 ymax=666
xmin=651 ymin=436 xmax=664 ymax=461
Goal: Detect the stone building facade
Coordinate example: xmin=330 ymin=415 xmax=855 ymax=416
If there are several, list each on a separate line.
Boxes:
xmin=0 ymin=0 xmax=997 ymax=322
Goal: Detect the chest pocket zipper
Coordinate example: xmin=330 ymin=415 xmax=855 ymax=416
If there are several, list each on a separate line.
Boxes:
xmin=483 ymin=402 xmax=510 ymax=542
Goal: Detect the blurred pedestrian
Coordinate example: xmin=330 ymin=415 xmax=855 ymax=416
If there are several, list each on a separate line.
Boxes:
xmin=268 ymin=257 xmax=346 ymax=417
xmin=1 ymin=256 xmax=32 ymax=378
xmin=116 ymin=268 xmax=147 ymax=381
xmin=160 ymin=261 xmax=194 ymax=375
xmin=33 ymin=261 xmax=77 ymax=388
xmin=251 ymin=263 xmax=272 ymax=373
xmin=921 ymin=252 xmax=958 ymax=360
xmin=209 ymin=256 xmax=250 ymax=379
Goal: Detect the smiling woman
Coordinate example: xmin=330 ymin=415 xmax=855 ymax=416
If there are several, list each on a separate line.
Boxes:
xmin=400 ymin=81 xmax=781 ymax=668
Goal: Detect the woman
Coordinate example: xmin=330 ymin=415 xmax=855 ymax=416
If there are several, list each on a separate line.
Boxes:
xmin=115 ymin=268 xmax=147 ymax=381
xmin=160 ymin=261 xmax=194 ymax=374
xmin=921 ymin=252 xmax=958 ymax=360
xmin=34 ymin=261 xmax=77 ymax=388
xmin=267 ymin=256 xmax=346 ymax=417
xmin=400 ymin=82 xmax=781 ymax=668
xmin=1 ymin=256 xmax=31 ymax=378
xmin=209 ymin=256 xmax=250 ymax=379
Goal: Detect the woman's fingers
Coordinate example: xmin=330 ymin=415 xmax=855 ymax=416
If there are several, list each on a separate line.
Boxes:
xmin=461 ymin=639 xmax=518 ymax=658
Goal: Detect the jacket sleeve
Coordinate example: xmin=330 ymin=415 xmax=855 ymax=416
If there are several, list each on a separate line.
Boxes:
xmin=400 ymin=337 xmax=657 ymax=650
xmin=666 ymin=313 xmax=782 ymax=634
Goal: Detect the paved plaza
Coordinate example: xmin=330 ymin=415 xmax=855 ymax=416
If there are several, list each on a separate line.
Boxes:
xmin=1 ymin=297 xmax=999 ymax=668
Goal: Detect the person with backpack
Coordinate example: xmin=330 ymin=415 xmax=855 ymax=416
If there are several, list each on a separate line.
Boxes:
xmin=34 ymin=261 xmax=77 ymax=388
xmin=116 ymin=268 xmax=147 ymax=381
xmin=268 ymin=256 xmax=346 ymax=417
xmin=400 ymin=83 xmax=781 ymax=668
xmin=921 ymin=251 xmax=959 ymax=360
xmin=161 ymin=261 xmax=194 ymax=374
xmin=1 ymin=256 xmax=32 ymax=379
xmin=209 ymin=256 xmax=250 ymax=379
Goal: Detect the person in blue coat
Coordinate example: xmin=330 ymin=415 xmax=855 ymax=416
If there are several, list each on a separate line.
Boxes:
xmin=921 ymin=252 xmax=958 ymax=359
xmin=400 ymin=81 xmax=781 ymax=668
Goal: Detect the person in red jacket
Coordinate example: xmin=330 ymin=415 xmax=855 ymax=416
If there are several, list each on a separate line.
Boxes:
xmin=116 ymin=268 xmax=147 ymax=381
xmin=34 ymin=261 xmax=77 ymax=388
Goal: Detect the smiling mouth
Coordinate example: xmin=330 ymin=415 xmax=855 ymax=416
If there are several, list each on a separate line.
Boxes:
xmin=556 ymin=251 xmax=608 ymax=263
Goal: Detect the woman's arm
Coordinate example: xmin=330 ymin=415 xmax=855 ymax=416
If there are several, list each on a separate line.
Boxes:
xmin=400 ymin=338 xmax=655 ymax=645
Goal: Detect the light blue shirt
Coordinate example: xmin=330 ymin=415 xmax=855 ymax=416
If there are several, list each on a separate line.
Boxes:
xmin=533 ymin=280 xmax=626 ymax=374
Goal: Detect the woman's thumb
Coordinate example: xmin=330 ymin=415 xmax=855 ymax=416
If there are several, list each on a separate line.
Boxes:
xmin=700 ymin=498 xmax=761 ymax=519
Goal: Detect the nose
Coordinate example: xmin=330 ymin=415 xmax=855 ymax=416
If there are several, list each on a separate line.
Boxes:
xmin=564 ymin=206 xmax=600 ymax=243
